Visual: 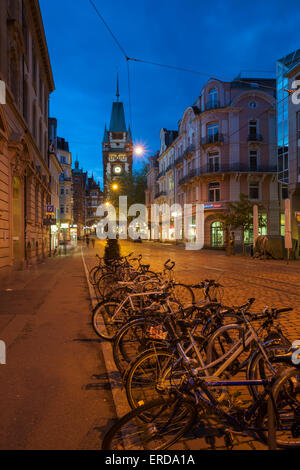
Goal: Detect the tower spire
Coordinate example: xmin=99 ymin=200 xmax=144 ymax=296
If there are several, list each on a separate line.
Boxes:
xmin=116 ymin=73 xmax=120 ymax=102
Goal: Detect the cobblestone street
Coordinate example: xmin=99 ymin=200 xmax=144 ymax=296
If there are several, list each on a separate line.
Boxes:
xmin=85 ymin=240 xmax=300 ymax=450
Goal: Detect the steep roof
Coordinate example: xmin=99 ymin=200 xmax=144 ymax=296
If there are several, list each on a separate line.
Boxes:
xmin=109 ymin=102 xmax=127 ymax=132
xmin=102 ymin=123 xmax=109 ymax=143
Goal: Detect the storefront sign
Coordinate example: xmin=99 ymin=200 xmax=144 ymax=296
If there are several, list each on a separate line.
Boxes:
xmin=204 ymin=203 xmax=223 ymax=210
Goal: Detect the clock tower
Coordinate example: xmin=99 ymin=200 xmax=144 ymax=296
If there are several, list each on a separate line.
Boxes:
xmin=102 ymin=77 xmax=133 ymax=196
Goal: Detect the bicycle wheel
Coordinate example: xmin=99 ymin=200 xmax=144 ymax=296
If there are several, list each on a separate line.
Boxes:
xmin=247 ymin=342 xmax=291 ymax=400
xmin=102 ymin=397 xmax=197 ymax=450
xmin=89 ymin=265 xmax=100 ymax=285
xmin=96 ymin=273 xmax=117 ymax=299
xmin=125 ymin=349 xmax=187 ymax=410
xmin=267 ymin=367 xmax=300 ymax=448
xmin=169 ymin=283 xmax=195 ymax=307
xmin=113 ymin=318 xmax=163 ymax=374
xmin=205 ymin=323 xmax=249 ymax=377
xmin=92 ymin=301 xmax=128 ymax=341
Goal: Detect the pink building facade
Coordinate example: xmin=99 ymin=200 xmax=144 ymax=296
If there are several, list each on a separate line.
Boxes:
xmin=149 ymin=77 xmax=282 ymax=248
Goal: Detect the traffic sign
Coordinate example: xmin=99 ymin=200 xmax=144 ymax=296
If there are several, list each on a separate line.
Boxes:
xmin=46 ymin=205 xmax=55 ymax=215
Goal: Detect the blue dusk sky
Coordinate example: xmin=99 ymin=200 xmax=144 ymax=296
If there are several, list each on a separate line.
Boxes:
xmin=39 ymin=0 xmax=300 ymax=188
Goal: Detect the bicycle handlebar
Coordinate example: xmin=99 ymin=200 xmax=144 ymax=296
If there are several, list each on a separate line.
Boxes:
xmin=164 ymin=259 xmax=175 ymax=271
xmin=275 ymin=307 xmax=293 ymax=314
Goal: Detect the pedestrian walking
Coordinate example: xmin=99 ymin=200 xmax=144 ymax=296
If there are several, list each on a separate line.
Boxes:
xmin=86 ymin=235 xmax=90 ymax=248
xmin=92 ymin=238 xmax=95 ymax=249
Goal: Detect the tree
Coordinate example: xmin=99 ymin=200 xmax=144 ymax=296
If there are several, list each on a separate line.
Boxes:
xmin=107 ymin=164 xmax=148 ymax=208
xmin=220 ymin=193 xmax=266 ymax=255
xmin=104 ymin=237 xmax=121 ymax=264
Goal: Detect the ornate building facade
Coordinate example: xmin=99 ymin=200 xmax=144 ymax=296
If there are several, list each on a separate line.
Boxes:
xmin=150 ymin=76 xmax=282 ymax=248
xmin=102 ymin=80 xmax=133 ymax=196
xmin=0 ymin=0 xmax=55 ymax=277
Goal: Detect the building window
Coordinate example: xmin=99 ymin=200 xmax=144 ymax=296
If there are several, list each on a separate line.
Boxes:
xmin=249 ymin=101 xmax=257 ymax=109
xmin=35 ymin=186 xmax=39 ymax=223
xmin=39 ymin=119 xmax=43 ymax=153
xmin=249 ymin=150 xmax=258 ymax=171
xmin=208 ymin=151 xmax=220 ymax=172
xmin=280 ymin=213 xmax=285 ymax=236
xmin=249 ymin=182 xmax=259 ymax=199
xmin=208 ymin=182 xmax=220 ymax=202
xmin=282 ymin=185 xmax=288 ymax=200
xmin=32 ymin=102 xmax=37 ymax=139
xmin=9 ymin=50 xmax=19 ymax=105
xmin=249 ymin=120 xmax=258 ymax=138
xmin=23 ymin=81 xmax=28 ymax=122
xmin=207 ymin=122 xmax=219 ymax=143
xmin=207 ymin=88 xmax=218 ymax=109
xmin=32 ymin=45 xmax=37 ymax=86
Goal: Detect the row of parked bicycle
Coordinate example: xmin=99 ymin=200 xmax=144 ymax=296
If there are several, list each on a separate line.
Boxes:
xmin=88 ymin=252 xmax=300 ymax=450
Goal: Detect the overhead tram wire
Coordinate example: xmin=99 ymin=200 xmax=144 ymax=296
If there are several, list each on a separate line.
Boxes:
xmin=127 ymin=61 xmax=133 ymax=128
xmin=88 ymin=0 xmax=299 ymax=146
xmin=126 ymin=57 xmax=278 ymax=93
xmin=88 ymin=0 xmax=279 ymax=101
xmin=88 ymin=0 xmax=128 ymax=59
xmin=88 ymin=0 xmax=134 ymax=131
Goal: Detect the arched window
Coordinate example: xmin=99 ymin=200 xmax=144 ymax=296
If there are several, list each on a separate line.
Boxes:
xmin=211 ymin=221 xmax=224 ymax=247
xmin=207 ymin=88 xmax=218 ymax=109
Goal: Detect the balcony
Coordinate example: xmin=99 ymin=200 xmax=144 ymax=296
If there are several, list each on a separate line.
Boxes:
xmin=166 ymin=163 xmax=174 ymax=173
xmin=183 ymin=144 xmax=196 ymax=158
xmin=178 ymin=163 xmax=277 ymax=185
xmin=155 ymin=190 xmax=167 ymax=199
xmin=178 ymin=168 xmax=199 ymax=186
xmin=158 ymin=170 xmax=166 ymax=179
xmin=174 ymin=155 xmax=184 ymax=166
xmin=200 ymin=133 xmax=224 ymax=147
xmin=248 ymin=133 xmax=263 ymax=142
xmin=205 ymin=101 xmax=220 ymax=111
xmin=200 ymin=163 xmax=277 ymax=175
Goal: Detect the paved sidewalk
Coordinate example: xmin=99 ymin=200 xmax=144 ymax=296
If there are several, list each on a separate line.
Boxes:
xmin=0 ymin=248 xmax=116 ymax=449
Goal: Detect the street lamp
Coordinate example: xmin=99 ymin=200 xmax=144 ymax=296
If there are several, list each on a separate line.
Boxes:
xmin=134 ymin=145 xmax=144 ymax=156
xmin=104 ymin=201 xmax=110 ymax=207
xmin=111 ymin=183 xmax=119 ymax=191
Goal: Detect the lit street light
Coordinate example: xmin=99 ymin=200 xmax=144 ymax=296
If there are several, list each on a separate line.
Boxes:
xmin=134 ymin=145 xmax=144 ymax=156
xmin=111 ymin=183 xmax=119 ymax=191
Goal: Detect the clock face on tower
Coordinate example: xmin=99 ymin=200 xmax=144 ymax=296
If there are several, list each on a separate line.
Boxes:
xmin=113 ymin=165 xmax=122 ymax=175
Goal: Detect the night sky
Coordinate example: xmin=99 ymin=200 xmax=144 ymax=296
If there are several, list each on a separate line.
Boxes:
xmin=39 ymin=0 xmax=300 ymax=188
